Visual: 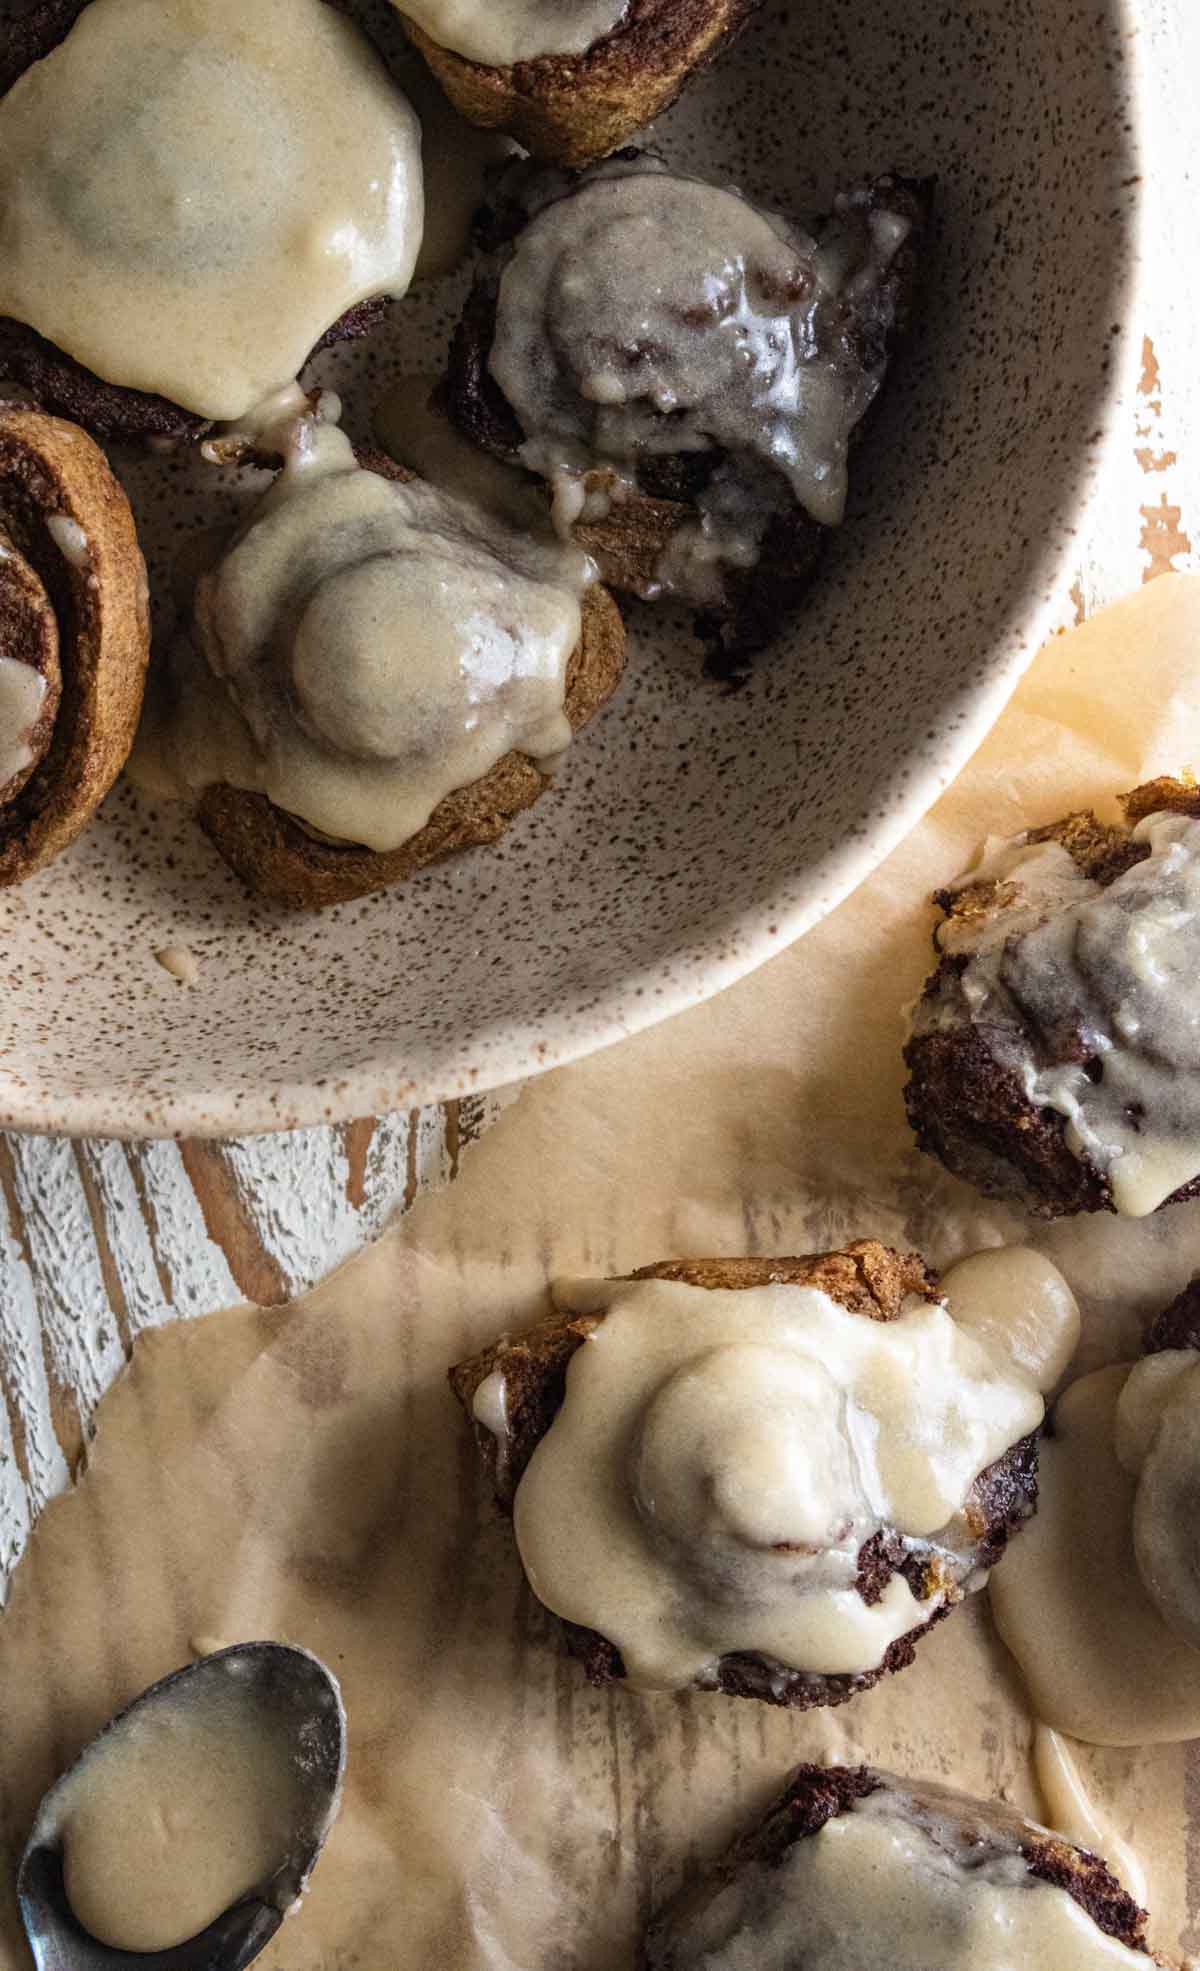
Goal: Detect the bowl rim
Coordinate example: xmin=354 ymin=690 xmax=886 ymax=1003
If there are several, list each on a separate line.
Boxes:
xmin=1 ymin=15 xmax=1147 ymax=1141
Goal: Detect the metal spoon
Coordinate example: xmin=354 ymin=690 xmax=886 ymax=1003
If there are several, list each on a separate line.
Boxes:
xmin=18 ymin=1642 xmax=346 ymax=1971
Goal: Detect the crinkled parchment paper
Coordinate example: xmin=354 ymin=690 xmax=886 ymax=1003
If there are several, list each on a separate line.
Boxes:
xmin=2 ymin=575 xmax=1200 ymax=1970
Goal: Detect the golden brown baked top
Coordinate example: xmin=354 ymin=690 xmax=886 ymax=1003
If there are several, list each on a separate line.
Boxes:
xmin=400 ymin=0 xmax=762 ymax=169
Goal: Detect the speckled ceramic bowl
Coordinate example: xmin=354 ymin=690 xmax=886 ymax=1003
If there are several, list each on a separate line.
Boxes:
xmin=0 ymin=0 xmax=1141 ymax=1137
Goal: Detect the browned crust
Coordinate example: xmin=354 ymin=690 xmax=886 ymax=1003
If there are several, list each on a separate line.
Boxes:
xmin=1122 ymin=774 xmax=1200 ymax=829
xmin=0 ymin=0 xmax=83 ymax=97
xmin=904 ymin=1024 xmax=1115 ymax=1216
xmin=402 ymin=0 xmax=762 ymax=168
xmin=448 ymin=1242 xmax=1040 ymax=1711
xmin=631 ymin=1245 xmax=936 ymax=1309
xmin=0 ymin=2 xmax=397 ymax=443
xmin=0 ymin=304 xmax=391 ymax=449
xmin=444 ymin=165 xmax=931 ymax=671
xmin=0 ymin=321 xmax=210 ymax=447
xmin=191 ymin=449 xmax=626 ymax=908
xmin=1147 ymin=1277 xmax=1200 ymax=1356
xmin=643 ymin=1765 xmax=1158 ymax=1966
xmin=578 ymin=492 xmax=828 ymax=679
xmin=0 ymin=407 xmax=150 ymax=886
xmin=904 ymin=777 xmax=1200 ymax=1219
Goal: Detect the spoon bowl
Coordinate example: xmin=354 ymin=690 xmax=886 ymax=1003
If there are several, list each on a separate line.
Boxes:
xmin=18 ymin=1642 xmax=345 ymax=1971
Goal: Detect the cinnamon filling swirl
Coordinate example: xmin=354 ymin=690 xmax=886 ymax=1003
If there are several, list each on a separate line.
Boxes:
xmin=0 ymin=546 xmax=59 ymax=803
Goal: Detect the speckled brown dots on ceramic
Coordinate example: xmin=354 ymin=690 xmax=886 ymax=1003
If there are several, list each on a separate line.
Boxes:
xmin=0 ymin=0 xmax=1142 ymax=1137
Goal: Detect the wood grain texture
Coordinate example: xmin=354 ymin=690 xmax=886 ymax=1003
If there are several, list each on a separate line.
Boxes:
xmin=0 ymin=1091 xmax=514 ymax=1594
xmin=0 ymin=0 xmax=1198 ymax=1600
xmin=1060 ymin=0 xmax=1199 ymax=620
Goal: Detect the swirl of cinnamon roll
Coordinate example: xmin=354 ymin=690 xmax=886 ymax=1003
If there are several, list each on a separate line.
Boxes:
xmin=488 ymin=154 xmax=909 ymax=541
xmin=0 ymin=405 xmax=149 ymax=887
xmin=444 ymin=154 xmax=929 ymax=658
xmin=462 ymin=1245 xmax=1069 ymax=1697
xmin=906 ymin=781 xmax=1200 ymax=1220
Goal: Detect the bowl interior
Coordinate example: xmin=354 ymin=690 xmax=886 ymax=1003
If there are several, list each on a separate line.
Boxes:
xmin=0 ymin=0 xmax=1139 ymax=1136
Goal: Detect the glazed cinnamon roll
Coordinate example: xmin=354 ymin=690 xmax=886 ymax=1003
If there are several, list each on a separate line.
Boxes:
xmin=450 ymin=1242 xmax=1077 ymax=1708
xmin=446 ymin=153 xmax=931 ymax=668
xmin=645 ymin=1765 xmax=1164 ymax=1969
xmin=904 ymin=778 xmax=1200 ymax=1218
xmin=0 ymin=0 xmax=423 ymax=447
xmin=0 ymin=405 xmax=149 ymax=887
xmin=396 ymin=0 xmax=760 ymax=169
xmin=134 ymin=419 xmax=624 ymax=908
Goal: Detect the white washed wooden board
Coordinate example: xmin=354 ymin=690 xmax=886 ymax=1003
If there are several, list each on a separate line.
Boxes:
xmin=1 ymin=0 xmax=1199 ymax=1597
xmin=0 ymin=1092 xmax=513 ymax=1589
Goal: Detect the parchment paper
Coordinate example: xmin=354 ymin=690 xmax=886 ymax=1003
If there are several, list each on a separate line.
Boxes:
xmin=2 ymin=575 xmax=1200 ymax=1970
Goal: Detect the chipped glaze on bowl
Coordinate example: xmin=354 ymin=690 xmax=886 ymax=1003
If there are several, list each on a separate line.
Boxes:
xmin=0 ymin=0 xmax=1142 ymax=1138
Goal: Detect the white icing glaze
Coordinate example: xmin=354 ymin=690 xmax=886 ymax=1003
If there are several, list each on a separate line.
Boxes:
xmin=657 ymin=1788 xmax=1147 ymax=1968
xmin=397 ymin=61 xmax=515 ymax=282
xmin=936 ymin=838 xmax=1097 ymax=958
xmin=154 ymin=946 xmax=201 ymax=987
xmin=992 ymin=1363 xmax=1200 ymax=1745
xmin=1125 ymin=1351 xmax=1200 ymax=1649
xmin=0 ymin=655 xmax=47 ymax=793
xmin=1114 ymin=1348 xmax=1197 ymax=1474
xmin=135 ymin=423 xmax=590 ymax=853
xmin=199 ymin=382 xmax=321 ymax=467
xmin=374 ymin=373 xmax=555 ymax=532
xmin=513 ymin=1270 xmax=1044 ymax=1689
xmin=0 ymin=0 xmax=423 ymax=420
xmin=395 ymin=0 xmax=626 ymax=68
xmin=1033 ymin=1726 xmax=1148 ymax=1907
xmin=941 ymin=1246 xmax=1080 ymax=1393
xmin=52 ymin=1660 xmax=308 ymax=1951
xmin=487 ymin=158 xmax=914 ymax=600
xmin=929 ymin=812 xmax=1200 ymax=1215
xmin=472 ymin=1368 xmax=509 ymax=1442
xmin=45 ymin=514 xmax=89 ymax=571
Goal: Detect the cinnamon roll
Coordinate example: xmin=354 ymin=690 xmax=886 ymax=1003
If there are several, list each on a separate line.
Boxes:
xmin=133 ymin=419 xmax=624 ymax=909
xmin=0 ymin=0 xmax=423 ymax=448
xmin=450 ymin=1242 xmax=1077 ymax=1708
xmin=645 ymin=1765 xmax=1166 ymax=1969
xmin=991 ymin=1274 xmax=1200 ymax=1748
xmin=445 ymin=153 xmax=931 ymax=668
xmin=396 ymin=0 xmax=760 ymax=169
xmin=0 ymin=405 xmax=149 ymax=887
xmin=904 ymin=777 xmax=1200 ymax=1218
